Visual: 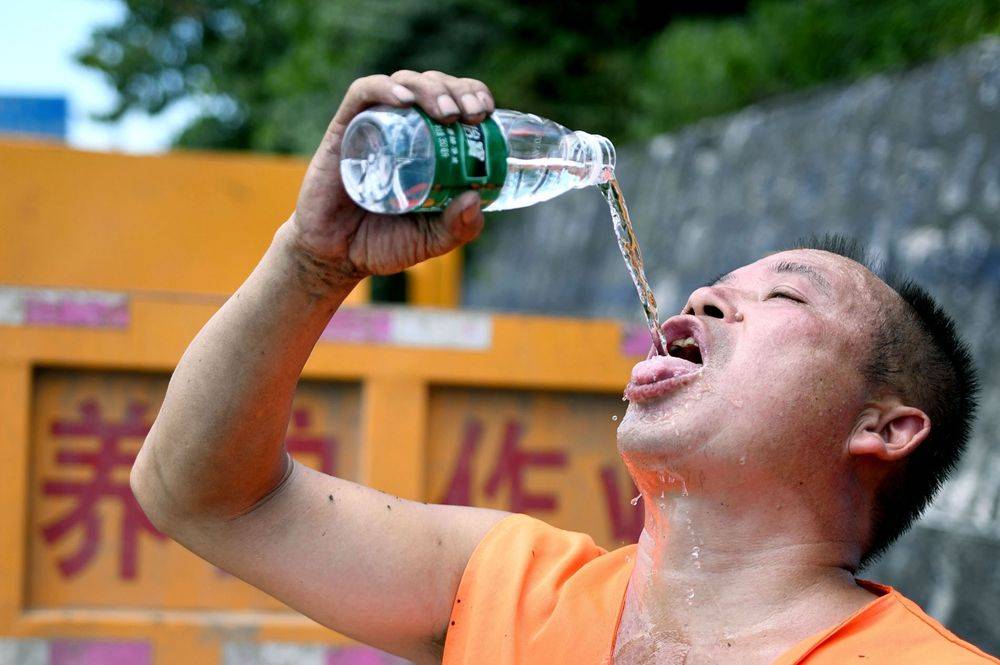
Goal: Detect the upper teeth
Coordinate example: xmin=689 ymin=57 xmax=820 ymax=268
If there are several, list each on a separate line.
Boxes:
xmin=669 ymin=336 xmax=697 ymax=350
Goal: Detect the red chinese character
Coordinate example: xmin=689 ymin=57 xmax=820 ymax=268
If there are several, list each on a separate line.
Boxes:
xmin=599 ymin=464 xmax=644 ymax=543
xmin=285 ymin=408 xmax=337 ymax=475
xmin=439 ymin=418 xmax=568 ymax=513
xmin=41 ymin=399 xmax=165 ymax=579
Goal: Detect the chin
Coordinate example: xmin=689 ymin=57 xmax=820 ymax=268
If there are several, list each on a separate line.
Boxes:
xmin=617 ymin=389 xmax=738 ymax=466
xmin=617 ymin=406 xmax=697 ymax=464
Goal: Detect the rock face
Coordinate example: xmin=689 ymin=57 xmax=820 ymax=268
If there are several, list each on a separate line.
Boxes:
xmin=465 ymin=38 xmax=1000 ymax=654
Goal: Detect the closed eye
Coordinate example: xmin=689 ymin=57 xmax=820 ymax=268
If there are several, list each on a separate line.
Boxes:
xmin=766 ymin=289 xmax=805 ymax=303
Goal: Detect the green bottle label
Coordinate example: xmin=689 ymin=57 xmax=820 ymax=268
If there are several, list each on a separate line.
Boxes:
xmin=414 ymin=110 xmax=508 ymax=212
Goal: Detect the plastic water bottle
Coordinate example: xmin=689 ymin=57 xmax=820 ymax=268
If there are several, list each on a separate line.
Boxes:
xmin=340 ymin=106 xmax=615 ymax=214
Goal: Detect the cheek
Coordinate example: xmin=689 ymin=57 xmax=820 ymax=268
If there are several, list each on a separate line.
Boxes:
xmin=719 ymin=322 xmax=852 ymax=404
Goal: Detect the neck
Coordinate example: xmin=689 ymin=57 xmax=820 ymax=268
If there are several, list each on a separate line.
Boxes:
xmin=618 ymin=464 xmax=876 ymax=652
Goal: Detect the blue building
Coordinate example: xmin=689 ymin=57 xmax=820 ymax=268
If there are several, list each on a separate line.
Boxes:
xmin=0 ymin=95 xmax=67 ymax=140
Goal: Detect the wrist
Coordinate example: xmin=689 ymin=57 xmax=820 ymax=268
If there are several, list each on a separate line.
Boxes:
xmin=274 ymin=220 xmax=362 ymax=305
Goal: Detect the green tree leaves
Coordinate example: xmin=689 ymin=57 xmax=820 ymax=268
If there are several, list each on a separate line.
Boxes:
xmin=78 ymin=0 xmax=998 ymax=151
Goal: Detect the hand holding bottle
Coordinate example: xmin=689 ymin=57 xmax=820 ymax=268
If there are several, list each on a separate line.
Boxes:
xmin=291 ymin=71 xmax=494 ymax=280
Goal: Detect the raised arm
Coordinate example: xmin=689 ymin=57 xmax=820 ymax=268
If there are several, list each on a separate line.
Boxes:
xmin=131 ymin=71 xmax=508 ymax=663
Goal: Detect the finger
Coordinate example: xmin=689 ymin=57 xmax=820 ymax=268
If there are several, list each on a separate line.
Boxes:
xmin=427 ymin=72 xmax=487 ymax=124
xmin=391 ymin=70 xmax=460 ymax=122
xmin=329 ymin=74 xmax=411 ymax=135
xmin=435 ymin=191 xmax=484 ymax=251
xmin=460 ymin=78 xmax=496 ymax=114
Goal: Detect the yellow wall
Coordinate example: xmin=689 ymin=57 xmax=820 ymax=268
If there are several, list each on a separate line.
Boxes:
xmin=1 ymin=139 xmax=466 ymax=307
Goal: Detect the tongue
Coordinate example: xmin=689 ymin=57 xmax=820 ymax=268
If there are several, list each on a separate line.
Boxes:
xmin=631 ymin=354 xmax=701 ymax=386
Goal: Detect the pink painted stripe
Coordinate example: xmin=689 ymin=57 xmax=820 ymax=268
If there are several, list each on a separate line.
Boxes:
xmin=621 ymin=324 xmax=653 ymax=357
xmin=51 ymin=640 xmax=150 ymax=665
xmin=320 ymin=308 xmax=392 ymax=344
xmin=326 ymin=646 xmax=409 ymax=665
xmin=24 ymin=297 xmax=129 ymax=329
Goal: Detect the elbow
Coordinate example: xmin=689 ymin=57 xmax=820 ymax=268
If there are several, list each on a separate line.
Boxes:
xmin=130 ymin=439 xmax=182 ymax=536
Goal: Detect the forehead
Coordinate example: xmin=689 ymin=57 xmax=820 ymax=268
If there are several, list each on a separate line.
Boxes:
xmin=722 ymin=249 xmax=883 ymax=318
xmin=727 ymin=249 xmax=865 ymax=290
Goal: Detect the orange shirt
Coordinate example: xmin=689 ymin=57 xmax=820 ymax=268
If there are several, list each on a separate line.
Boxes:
xmin=443 ymin=514 xmax=997 ymax=664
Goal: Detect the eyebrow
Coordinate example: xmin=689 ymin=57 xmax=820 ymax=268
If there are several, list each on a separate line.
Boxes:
xmin=705 ymin=261 xmax=831 ymax=293
xmin=703 ymin=270 xmax=735 ymax=288
xmin=769 ymin=261 xmax=831 ymax=293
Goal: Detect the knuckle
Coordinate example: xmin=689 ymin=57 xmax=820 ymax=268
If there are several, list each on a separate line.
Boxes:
xmin=446 ymin=78 xmax=472 ymax=93
xmin=348 ymin=74 xmax=383 ymax=93
xmin=426 ymin=82 xmax=450 ymax=96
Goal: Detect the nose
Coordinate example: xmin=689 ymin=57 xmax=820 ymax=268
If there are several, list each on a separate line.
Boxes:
xmin=683 ymin=286 xmax=739 ymax=321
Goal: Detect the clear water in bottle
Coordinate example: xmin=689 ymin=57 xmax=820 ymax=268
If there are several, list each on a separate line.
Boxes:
xmin=487 ymin=110 xmax=615 ymax=210
xmin=340 ymin=106 xmax=615 ymax=214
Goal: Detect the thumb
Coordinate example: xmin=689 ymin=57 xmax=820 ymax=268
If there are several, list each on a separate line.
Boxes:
xmin=430 ymin=191 xmax=484 ymax=254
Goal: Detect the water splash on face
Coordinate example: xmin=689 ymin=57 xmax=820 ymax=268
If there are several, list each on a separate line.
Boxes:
xmin=631 ymin=493 xmax=642 ymax=506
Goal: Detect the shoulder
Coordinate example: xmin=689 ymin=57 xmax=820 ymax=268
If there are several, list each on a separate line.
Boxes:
xmin=443 ymin=514 xmax=634 ymax=663
xmin=455 ymin=513 xmax=615 ymax=603
xmin=830 ymin=583 xmax=999 ymax=664
xmin=883 ymin=591 xmax=998 ymax=663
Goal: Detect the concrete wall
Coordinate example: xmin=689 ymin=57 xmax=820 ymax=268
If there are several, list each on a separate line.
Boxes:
xmin=466 ymin=38 xmax=1000 ymax=653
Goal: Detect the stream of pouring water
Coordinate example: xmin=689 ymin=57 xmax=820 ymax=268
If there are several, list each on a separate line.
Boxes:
xmin=600 ymin=177 xmax=669 ymax=355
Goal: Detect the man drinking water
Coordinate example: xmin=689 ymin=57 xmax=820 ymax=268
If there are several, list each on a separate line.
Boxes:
xmin=131 ymin=71 xmax=996 ymax=664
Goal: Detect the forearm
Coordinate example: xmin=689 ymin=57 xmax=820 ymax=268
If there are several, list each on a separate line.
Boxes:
xmin=134 ymin=219 xmax=358 ymax=524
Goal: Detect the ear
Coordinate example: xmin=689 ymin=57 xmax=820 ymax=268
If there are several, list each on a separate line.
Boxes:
xmin=848 ymin=403 xmax=931 ymax=462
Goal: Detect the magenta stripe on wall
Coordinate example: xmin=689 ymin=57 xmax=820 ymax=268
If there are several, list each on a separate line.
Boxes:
xmin=621 ymin=324 xmax=652 ymax=356
xmin=24 ymin=297 xmax=129 ymax=329
xmin=327 ymin=646 xmax=408 ymax=665
xmin=50 ymin=640 xmax=151 ymax=665
xmin=320 ymin=308 xmax=392 ymax=344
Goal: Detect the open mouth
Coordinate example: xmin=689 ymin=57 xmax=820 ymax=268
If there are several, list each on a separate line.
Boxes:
xmin=666 ymin=335 xmax=703 ymax=365
xmin=626 ymin=317 xmax=707 ymax=402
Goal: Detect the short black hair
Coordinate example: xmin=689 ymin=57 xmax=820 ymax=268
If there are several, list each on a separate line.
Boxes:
xmin=786 ymin=234 xmax=979 ymax=568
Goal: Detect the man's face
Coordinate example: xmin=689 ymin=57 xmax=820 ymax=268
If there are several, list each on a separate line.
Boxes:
xmin=618 ymin=249 xmax=881 ymax=483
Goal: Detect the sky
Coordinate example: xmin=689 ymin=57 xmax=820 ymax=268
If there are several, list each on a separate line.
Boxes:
xmin=0 ymin=0 xmax=198 ymax=153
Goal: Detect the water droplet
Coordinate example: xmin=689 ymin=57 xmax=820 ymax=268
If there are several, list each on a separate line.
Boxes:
xmin=739 ymin=456 xmax=747 ymax=465
xmin=694 ymin=560 xmax=702 ymax=569
xmin=686 ymin=589 xmax=696 ymax=601
xmin=630 ymin=494 xmax=641 ymax=506
xmin=658 ymin=502 xmax=666 ymax=510
xmin=660 ymin=490 xmax=665 ymax=499
xmin=691 ymin=546 xmax=701 ymax=559
xmin=680 ymin=480 xmax=689 ymax=497
xmin=612 ymin=414 xmax=618 ymax=422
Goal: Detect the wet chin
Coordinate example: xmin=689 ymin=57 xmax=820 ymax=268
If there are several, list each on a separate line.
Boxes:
xmin=617 ymin=402 xmax=699 ymax=460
